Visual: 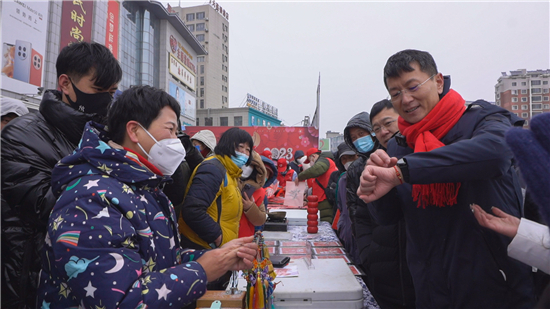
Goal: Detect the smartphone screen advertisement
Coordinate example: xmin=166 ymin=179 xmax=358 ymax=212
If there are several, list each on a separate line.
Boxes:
xmin=1 ymin=1 xmax=49 ymax=94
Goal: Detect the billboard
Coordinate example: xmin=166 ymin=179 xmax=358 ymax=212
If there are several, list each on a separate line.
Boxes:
xmin=1 ymin=0 xmax=49 ymax=94
xmin=169 ymin=53 xmax=196 ymax=91
xmin=59 ymin=0 xmax=94 ymax=50
xmin=105 ymin=0 xmax=120 ymax=59
xmin=169 ymin=80 xmax=196 ymax=121
xmin=184 ymin=126 xmax=319 ymax=160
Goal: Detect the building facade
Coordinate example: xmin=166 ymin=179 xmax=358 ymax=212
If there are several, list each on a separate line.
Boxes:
xmin=495 ymin=69 xmax=550 ymax=127
xmin=196 ymin=107 xmax=281 ymax=127
xmin=171 ymin=1 xmax=229 ymax=110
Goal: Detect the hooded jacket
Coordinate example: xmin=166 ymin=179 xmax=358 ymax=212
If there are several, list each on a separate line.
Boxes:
xmin=191 ymin=130 xmax=217 ymax=158
xmin=1 ymin=90 xmax=100 ymax=308
xmin=37 ymin=121 xmax=208 ymax=308
xmin=344 ymin=111 xmax=416 ymax=308
xmin=369 ymin=97 xmax=535 ymax=308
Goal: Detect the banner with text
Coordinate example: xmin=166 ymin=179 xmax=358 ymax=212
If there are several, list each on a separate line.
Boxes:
xmin=59 ymin=0 xmax=94 ymax=50
xmin=169 ymin=53 xmax=196 ymax=91
xmin=105 ymin=0 xmax=119 ymax=59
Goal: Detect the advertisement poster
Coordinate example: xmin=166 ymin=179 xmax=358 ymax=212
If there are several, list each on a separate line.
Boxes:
xmin=184 ymin=126 xmax=319 ymax=160
xmin=1 ymin=0 xmax=49 ymax=94
xmin=169 ymin=80 xmax=196 ymax=121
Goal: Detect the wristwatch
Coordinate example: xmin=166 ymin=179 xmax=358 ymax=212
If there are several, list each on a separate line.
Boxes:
xmin=396 ymin=158 xmax=410 ymax=183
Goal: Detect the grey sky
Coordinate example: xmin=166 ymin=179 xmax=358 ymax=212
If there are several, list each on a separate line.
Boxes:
xmin=167 ymin=1 xmax=550 ymax=135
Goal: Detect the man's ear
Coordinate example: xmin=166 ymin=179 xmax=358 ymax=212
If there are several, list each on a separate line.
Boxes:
xmin=126 ymin=120 xmax=141 ymax=143
xmin=435 ymin=73 xmax=444 ymax=95
xmin=58 ymin=74 xmax=71 ymax=95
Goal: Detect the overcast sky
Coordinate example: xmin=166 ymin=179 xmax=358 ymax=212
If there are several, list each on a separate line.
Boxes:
xmin=165 ymin=0 xmax=550 ymax=136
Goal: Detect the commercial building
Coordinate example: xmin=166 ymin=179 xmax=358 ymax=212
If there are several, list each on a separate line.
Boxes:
xmin=1 ymin=0 xmax=206 ymax=126
xmin=170 ymin=1 xmax=229 ymax=110
xmin=495 ymin=69 xmax=550 ymax=127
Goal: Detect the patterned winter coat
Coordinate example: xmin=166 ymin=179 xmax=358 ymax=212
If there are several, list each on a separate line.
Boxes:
xmin=38 ymin=122 xmax=208 ymax=309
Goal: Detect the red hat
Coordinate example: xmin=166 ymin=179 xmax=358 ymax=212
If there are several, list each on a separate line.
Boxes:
xmin=304 ymin=148 xmax=321 ymax=164
xmin=277 ymin=157 xmax=287 ymax=173
xmin=261 ymin=149 xmax=272 ymax=160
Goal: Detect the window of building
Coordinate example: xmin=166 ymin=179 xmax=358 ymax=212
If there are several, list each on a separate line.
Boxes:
xmin=198 ymin=56 xmax=204 ymax=62
xmin=196 ymin=23 xmax=205 ymax=31
xmin=205 ymin=117 xmax=213 ymax=126
xmin=187 ymin=24 xmax=195 ymax=31
xmin=200 ymin=65 xmax=204 ymax=74
xmin=533 ymin=111 xmax=543 ymax=116
xmin=200 ymin=88 xmax=204 ymax=97
xmin=544 ymin=88 xmax=549 ymax=93
xmin=521 ymin=97 xmax=528 ymax=102
xmin=200 ymin=76 xmax=204 ymax=86
xmin=200 ymin=99 xmax=204 ymax=108
xmin=521 ymin=104 xmax=528 ymax=110
xmin=512 ymin=97 xmax=518 ymax=102
xmin=533 ymin=96 xmax=542 ymax=102
xmin=196 ymin=12 xmax=205 ymax=19
xmin=544 ymin=97 xmax=550 ymax=102
xmin=522 ymin=82 xmax=527 ymax=86
xmin=524 ymin=120 xmax=529 ymax=126
xmin=220 ymin=117 xmax=228 ymax=126
xmin=543 ymin=81 xmax=549 ymax=85
xmin=511 ymin=90 xmax=517 ymax=95
xmin=532 ymin=88 xmax=542 ymax=94
xmin=512 ymin=105 xmax=518 ymax=110
xmin=234 ymin=116 xmax=242 ymax=126
xmin=544 ymin=104 xmax=550 ymax=109
xmin=514 ymin=112 xmax=519 ymax=117
xmin=531 ymin=80 xmax=542 ymax=86
xmin=521 ymin=112 xmax=528 ymax=118
xmin=196 ymin=118 xmax=199 ymax=125
xmin=196 ymin=34 xmax=205 ymax=42
xmin=532 ymin=103 xmax=542 ymax=110
xmin=521 ymin=89 xmax=527 ymax=94
xmin=511 ymin=82 xmax=517 ymax=86
xmin=186 ymin=13 xmax=195 ymax=22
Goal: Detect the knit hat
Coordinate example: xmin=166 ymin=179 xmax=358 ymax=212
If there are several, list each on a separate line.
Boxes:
xmin=294 ymin=150 xmax=304 ymax=160
xmin=505 ymin=112 xmax=550 ymax=225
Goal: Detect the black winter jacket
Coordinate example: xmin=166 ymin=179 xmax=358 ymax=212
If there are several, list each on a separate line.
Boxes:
xmin=369 ymin=99 xmax=535 ymax=308
xmin=344 ymin=112 xmax=416 ymax=308
xmin=1 ymin=90 xmax=97 ymax=308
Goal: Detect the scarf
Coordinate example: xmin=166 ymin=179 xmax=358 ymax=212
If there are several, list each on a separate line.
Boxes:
xmin=398 ymin=89 xmax=466 ymax=208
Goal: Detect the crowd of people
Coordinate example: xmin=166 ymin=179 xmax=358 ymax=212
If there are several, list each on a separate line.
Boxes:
xmin=1 ymin=42 xmax=549 ymax=309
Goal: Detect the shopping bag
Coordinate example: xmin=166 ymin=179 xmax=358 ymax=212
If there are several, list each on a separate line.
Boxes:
xmin=283 ymin=181 xmax=306 ymax=207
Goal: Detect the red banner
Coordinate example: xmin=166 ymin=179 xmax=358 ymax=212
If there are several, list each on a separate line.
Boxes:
xmin=59 ymin=0 xmax=94 ymax=50
xmin=185 ymin=126 xmax=319 ymax=160
xmin=105 ymin=0 xmax=119 ymax=59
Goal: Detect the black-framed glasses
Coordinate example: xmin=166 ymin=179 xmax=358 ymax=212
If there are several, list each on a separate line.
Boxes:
xmin=372 ymin=119 xmax=397 ymax=135
xmin=387 ymin=74 xmax=435 ymax=103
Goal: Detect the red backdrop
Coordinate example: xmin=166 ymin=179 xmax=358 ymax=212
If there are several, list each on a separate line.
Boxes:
xmin=185 ymin=126 xmax=319 ymax=160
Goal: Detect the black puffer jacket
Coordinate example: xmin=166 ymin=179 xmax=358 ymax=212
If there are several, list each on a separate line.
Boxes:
xmin=344 ymin=111 xmax=416 ymax=308
xmin=1 ymin=90 xmax=97 ymax=308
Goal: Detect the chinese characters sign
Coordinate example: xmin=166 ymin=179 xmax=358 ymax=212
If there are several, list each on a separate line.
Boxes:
xmin=60 ymin=0 xmax=94 ymax=50
xmin=169 ymin=53 xmax=196 ymax=92
xmin=105 ymin=0 xmax=119 ymax=58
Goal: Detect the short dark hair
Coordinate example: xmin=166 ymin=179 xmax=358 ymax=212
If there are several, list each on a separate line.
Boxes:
xmin=214 ymin=127 xmax=254 ymax=163
xmin=56 ymin=42 xmax=122 ymax=89
xmin=383 ymin=49 xmax=438 ymax=89
xmin=369 ymin=99 xmax=395 ymax=123
xmin=107 ymin=85 xmax=181 ymax=144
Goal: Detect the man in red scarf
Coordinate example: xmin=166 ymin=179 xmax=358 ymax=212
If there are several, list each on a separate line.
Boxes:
xmin=357 ymin=49 xmax=535 ymax=308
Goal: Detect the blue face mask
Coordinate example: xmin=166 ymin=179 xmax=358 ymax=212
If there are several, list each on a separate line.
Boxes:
xmin=195 ymin=145 xmax=201 ymax=151
xmin=231 ymin=151 xmax=249 ymax=168
xmin=353 ymin=133 xmax=376 ymax=154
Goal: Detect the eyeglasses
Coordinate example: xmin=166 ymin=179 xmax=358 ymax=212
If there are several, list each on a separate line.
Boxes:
xmin=387 ymin=74 xmax=436 ymax=103
xmin=372 ymin=119 xmax=397 ymax=135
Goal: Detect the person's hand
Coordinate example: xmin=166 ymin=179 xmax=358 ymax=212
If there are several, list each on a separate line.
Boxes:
xmin=367 ymin=149 xmax=398 ymax=167
xmin=357 ymin=165 xmax=401 ymax=203
xmin=294 ymin=178 xmax=300 ymax=186
xmin=196 ymin=236 xmax=258 ymax=282
xmin=471 ymin=204 xmax=520 ymax=238
xmin=242 ymin=192 xmax=255 ymax=212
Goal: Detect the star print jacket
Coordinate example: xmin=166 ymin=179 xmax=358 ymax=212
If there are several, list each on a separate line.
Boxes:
xmin=38 ymin=121 xmax=208 ymax=309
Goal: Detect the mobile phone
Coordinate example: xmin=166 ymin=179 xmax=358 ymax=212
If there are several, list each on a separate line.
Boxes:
xmin=13 ymin=40 xmax=32 ymax=83
xmin=242 ymin=183 xmax=257 ymax=198
xmin=30 ymin=49 xmax=42 ymax=87
xmin=270 ymin=255 xmax=290 ymax=268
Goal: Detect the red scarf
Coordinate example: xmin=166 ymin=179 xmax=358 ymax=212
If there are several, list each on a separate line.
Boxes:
xmin=398 ymin=89 xmax=466 ymax=208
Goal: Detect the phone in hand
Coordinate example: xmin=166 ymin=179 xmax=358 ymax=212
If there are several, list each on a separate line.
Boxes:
xmin=242 ymin=183 xmax=257 ymax=198
xmin=270 ymin=255 xmax=290 ymax=268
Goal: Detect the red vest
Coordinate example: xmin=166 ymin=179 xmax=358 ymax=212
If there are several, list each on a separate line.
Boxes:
xmin=311 ymin=158 xmax=338 ymax=202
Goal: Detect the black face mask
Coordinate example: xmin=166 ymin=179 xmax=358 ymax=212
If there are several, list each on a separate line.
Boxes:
xmin=66 ymin=79 xmax=113 ymax=116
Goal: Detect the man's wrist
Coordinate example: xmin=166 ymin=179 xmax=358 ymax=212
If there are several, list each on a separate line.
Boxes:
xmin=396 ymin=158 xmax=409 ymax=183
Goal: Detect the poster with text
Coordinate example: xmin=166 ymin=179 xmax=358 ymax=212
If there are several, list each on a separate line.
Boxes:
xmin=169 ymin=81 xmax=196 ymax=122
xmin=1 ymin=0 xmax=49 ymax=94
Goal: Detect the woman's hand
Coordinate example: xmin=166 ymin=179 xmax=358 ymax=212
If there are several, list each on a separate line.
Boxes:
xmin=242 ymin=192 xmax=255 ymax=212
xmin=471 ymin=204 xmax=520 ymax=238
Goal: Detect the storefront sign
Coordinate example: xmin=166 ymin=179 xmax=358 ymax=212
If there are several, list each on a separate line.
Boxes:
xmin=105 ymin=0 xmax=119 ymax=58
xmin=59 ymin=0 xmax=94 ymax=50
xmin=169 ymin=53 xmax=196 ymax=91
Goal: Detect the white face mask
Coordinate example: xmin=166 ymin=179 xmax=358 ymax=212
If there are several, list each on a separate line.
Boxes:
xmin=137 ymin=123 xmax=186 ymax=176
xmin=344 ymin=161 xmax=353 ymax=170
xmin=297 ymin=156 xmax=306 ymax=164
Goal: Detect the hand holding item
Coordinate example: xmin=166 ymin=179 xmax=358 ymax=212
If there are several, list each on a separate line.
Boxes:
xmin=242 ymin=191 xmax=255 ymax=212
xmin=197 ymin=236 xmax=257 ymax=282
xmin=357 ymin=165 xmax=401 ymax=203
xmin=367 ymin=149 xmax=398 ymax=167
xmin=471 ymin=204 xmax=520 ymax=238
